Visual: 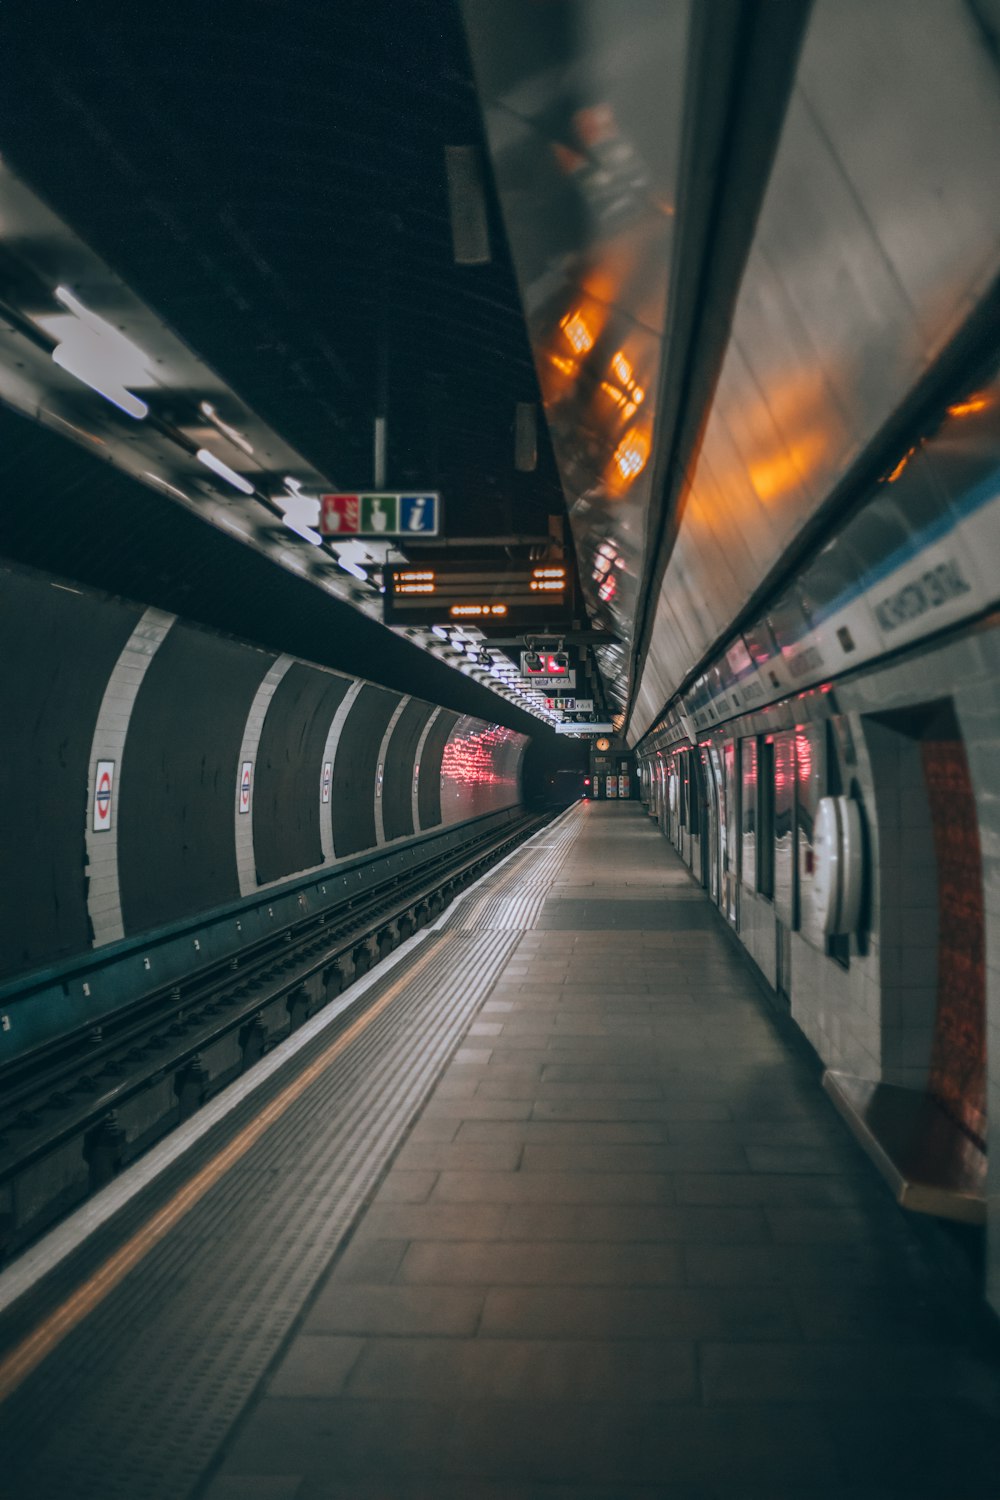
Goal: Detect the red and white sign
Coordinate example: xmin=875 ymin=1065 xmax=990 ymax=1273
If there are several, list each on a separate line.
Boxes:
xmin=320 ymin=494 xmax=360 ymax=535
xmin=239 ymin=760 xmax=252 ymax=815
xmin=321 ymin=760 xmax=332 ymax=804
xmin=93 ymin=759 xmax=115 ymax=832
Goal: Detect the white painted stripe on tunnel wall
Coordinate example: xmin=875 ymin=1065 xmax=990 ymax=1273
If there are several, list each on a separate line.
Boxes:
xmin=321 ymin=678 xmax=364 ymax=864
xmin=374 ymin=696 xmax=410 ymax=846
xmin=234 ymin=655 xmax=294 ymax=897
xmin=85 ymin=609 xmax=176 ymax=948
xmin=412 ymin=706 xmax=442 ymax=833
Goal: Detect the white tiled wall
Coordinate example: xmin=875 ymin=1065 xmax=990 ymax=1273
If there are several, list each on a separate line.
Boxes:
xmin=841 ymin=630 xmax=1000 ymax=1318
xmin=951 ymin=635 xmax=1000 ymax=1321
xmin=653 ymin=622 xmax=1000 ymax=1319
xmin=860 ymin=717 xmax=939 ymax=1090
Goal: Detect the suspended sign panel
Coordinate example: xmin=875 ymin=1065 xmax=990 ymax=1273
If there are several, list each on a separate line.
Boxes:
xmin=554 ymin=721 xmax=615 ymax=735
xmin=526 ymin=672 xmax=577 ymax=688
xmin=522 ymin=650 xmax=569 ymax=677
xmin=320 ymin=493 xmax=440 ymax=538
xmin=385 ymin=561 xmax=571 ymax=628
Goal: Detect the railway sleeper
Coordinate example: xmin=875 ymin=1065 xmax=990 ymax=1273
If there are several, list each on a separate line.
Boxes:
xmin=377 ymin=923 xmax=399 ymax=958
xmin=84 ymin=1113 xmax=126 ymax=1192
xmin=174 ymin=1057 xmax=209 ymax=1122
xmin=352 ymin=936 xmax=378 ymax=977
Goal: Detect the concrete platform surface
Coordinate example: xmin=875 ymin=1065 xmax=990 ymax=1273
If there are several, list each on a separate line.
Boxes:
xmin=207 ymin=804 xmax=1000 ymax=1498
xmin=1 ymin=803 xmax=998 ymax=1499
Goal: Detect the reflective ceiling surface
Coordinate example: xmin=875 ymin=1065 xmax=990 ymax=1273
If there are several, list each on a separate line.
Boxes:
xmin=462 ymin=0 xmax=690 ymax=712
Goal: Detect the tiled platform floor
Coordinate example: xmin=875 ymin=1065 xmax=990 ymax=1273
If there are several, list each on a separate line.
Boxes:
xmin=205 ymin=803 xmax=1000 ymax=1498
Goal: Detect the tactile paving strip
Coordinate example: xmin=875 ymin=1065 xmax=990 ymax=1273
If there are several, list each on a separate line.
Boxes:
xmin=451 ymin=809 xmax=582 ymax=932
xmin=0 ymin=807 xmax=585 ymax=1500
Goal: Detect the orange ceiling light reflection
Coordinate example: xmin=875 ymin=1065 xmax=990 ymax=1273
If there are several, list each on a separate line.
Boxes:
xmin=600 ymin=349 xmax=646 ymax=426
xmin=611 ymin=351 xmax=633 ymax=386
xmin=748 ymin=431 xmax=829 ymax=504
xmin=885 ymin=446 xmax=916 ymax=483
xmin=947 ymin=394 xmax=990 ymax=418
xmin=560 ymin=310 xmax=594 ymax=355
xmin=611 ymin=427 xmax=651 ymax=484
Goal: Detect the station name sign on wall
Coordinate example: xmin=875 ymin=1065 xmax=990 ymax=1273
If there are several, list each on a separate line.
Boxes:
xmin=320 ymin=493 xmax=440 ymax=537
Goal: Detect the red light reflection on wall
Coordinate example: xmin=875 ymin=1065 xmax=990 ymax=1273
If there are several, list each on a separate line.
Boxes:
xmin=795 ymin=730 xmax=813 ymax=784
xmin=441 ymin=725 xmax=517 ymax=788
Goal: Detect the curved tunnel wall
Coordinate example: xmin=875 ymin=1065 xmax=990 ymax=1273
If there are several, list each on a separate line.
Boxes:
xmin=0 ymin=571 xmax=143 ymax=977
xmin=0 ymin=564 xmax=528 ymax=985
xmin=252 ymin=662 xmax=351 ymax=884
xmin=331 ymin=683 xmax=401 ymax=858
xmin=118 ymin=624 xmax=278 ymax=932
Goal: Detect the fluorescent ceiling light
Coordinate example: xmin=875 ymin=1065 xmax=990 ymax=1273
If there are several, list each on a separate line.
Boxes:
xmin=337 ymin=556 xmax=368 ymax=582
xmin=281 ymin=515 xmax=322 ymax=546
xmin=50 ymin=346 xmax=148 ymax=418
xmin=142 ymin=470 xmax=189 ymax=502
xmin=200 ymin=401 xmax=254 ymax=456
xmin=216 ymin=514 xmax=251 ymax=539
xmin=196 ymin=448 xmax=255 ymax=494
xmin=274 ymin=490 xmax=321 ymax=534
xmin=49 ymin=286 xmax=151 ymax=419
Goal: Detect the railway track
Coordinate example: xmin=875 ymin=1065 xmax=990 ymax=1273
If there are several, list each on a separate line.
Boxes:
xmin=0 ymin=809 xmax=550 ymax=1260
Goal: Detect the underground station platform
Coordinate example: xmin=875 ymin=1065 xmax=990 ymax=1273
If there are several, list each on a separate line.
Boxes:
xmin=1 ymin=803 xmax=999 ymax=1499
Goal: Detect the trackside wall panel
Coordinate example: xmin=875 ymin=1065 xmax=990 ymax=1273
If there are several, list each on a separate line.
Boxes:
xmin=117 ymin=625 xmax=276 ymax=934
xmin=331 ymin=684 xmax=401 ymax=857
xmin=253 ymin=664 xmax=351 ymax=883
xmin=440 ymin=717 xmax=529 ymax=825
xmin=418 ymin=710 xmax=459 ymax=829
xmin=382 ymin=699 xmax=434 ymax=842
xmin=1 ymin=566 xmax=530 ymax=991
xmin=0 ymin=570 xmax=142 ymax=979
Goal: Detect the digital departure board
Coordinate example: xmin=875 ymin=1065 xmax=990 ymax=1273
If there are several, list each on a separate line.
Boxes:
xmin=384 ymin=562 xmax=571 ymax=627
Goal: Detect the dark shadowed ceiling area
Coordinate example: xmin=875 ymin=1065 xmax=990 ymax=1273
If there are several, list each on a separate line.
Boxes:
xmin=2 ymin=0 xmax=564 ymax=536
xmin=0 ymin=0 xmax=588 ymax=731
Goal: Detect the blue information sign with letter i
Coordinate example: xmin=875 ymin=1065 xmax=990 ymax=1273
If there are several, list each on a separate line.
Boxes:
xmin=400 ymin=495 xmax=437 ymax=534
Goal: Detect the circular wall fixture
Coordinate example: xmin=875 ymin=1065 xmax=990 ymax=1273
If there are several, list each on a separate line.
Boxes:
xmin=811 ymin=796 xmax=864 ymax=935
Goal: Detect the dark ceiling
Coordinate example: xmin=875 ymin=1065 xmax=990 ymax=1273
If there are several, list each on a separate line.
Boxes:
xmin=2 ymin=0 xmax=567 ymax=575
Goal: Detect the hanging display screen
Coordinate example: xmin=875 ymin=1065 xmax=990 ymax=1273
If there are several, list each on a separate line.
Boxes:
xmin=384 ymin=562 xmax=571 ymax=627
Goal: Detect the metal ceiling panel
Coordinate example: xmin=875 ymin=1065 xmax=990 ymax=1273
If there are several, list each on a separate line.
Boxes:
xmin=630 ymin=0 xmax=1000 ymax=741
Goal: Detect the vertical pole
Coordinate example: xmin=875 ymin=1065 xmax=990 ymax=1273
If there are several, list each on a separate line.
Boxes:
xmin=374 ymin=220 xmax=393 ymax=489
xmin=373 ymin=415 xmax=387 ymax=490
